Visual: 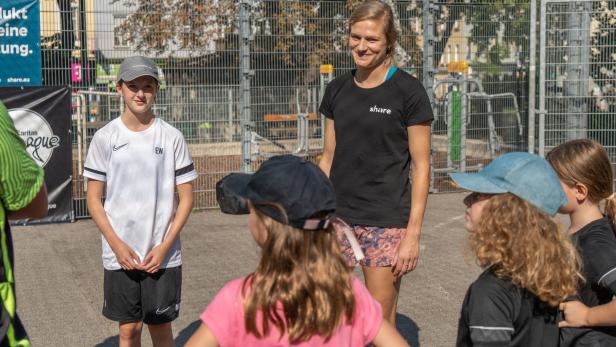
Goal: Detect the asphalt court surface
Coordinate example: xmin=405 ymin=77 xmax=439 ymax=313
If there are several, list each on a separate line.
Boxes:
xmin=15 ymin=192 xmax=487 ymax=346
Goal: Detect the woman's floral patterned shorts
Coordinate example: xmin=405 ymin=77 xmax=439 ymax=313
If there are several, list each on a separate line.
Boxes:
xmin=334 ymin=222 xmax=406 ymax=267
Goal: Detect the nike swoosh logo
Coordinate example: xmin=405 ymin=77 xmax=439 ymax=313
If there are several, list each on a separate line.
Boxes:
xmin=155 ymin=306 xmax=170 ymax=315
xmin=113 ymin=143 xmax=128 ymax=151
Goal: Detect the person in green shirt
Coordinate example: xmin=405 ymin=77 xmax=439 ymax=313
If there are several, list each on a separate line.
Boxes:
xmin=0 ymin=101 xmax=48 ymax=347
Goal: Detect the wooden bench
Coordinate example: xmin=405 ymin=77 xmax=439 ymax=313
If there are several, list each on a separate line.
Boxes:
xmin=263 ymin=113 xmax=320 ymax=138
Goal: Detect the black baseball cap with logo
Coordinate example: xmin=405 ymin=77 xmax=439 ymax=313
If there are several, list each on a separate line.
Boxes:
xmin=216 ymin=155 xmax=336 ymax=230
xmin=116 ymin=56 xmax=160 ymax=83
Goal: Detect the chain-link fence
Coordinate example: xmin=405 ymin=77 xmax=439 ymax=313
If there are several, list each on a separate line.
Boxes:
xmin=539 ymin=0 xmax=616 ymax=162
xmin=42 ymin=0 xmax=242 ymax=216
xmin=247 ymin=0 xmax=424 ymax=169
xmin=426 ymin=1 xmax=531 ymax=192
xmin=36 ymin=0 xmax=611 ymax=214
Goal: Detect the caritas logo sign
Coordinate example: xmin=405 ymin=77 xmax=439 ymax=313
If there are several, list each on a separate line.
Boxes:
xmin=8 ymin=108 xmax=60 ymax=167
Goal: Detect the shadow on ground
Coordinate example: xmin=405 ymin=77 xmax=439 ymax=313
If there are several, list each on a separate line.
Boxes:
xmin=97 ymin=314 xmax=419 ymax=346
xmin=95 ymin=320 xmax=201 ymax=347
xmin=176 ymin=320 xmax=201 ymax=346
xmin=176 ymin=314 xmax=420 ymax=346
xmin=95 ymin=335 xmax=118 ymax=347
xmin=397 ymin=313 xmax=420 ymax=347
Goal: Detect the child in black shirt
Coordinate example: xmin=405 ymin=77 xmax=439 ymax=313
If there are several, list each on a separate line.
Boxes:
xmin=450 ymin=152 xmax=581 ymax=347
xmin=548 ymin=139 xmax=616 ymax=346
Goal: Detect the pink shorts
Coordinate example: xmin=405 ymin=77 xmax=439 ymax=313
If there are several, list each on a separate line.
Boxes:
xmin=334 ymin=222 xmax=406 ymax=267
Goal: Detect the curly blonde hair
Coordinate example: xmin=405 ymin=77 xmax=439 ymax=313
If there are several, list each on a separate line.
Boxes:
xmin=471 ymin=193 xmax=582 ymax=306
xmin=242 ymin=209 xmax=355 ymax=343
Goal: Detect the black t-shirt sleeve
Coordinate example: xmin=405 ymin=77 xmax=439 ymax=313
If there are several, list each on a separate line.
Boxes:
xmin=583 ymin=234 xmax=616 ymax=294
xmin=403 ymin=79 xmax=434 ymax=127
xmin=319 ymin=81 xmax=335 ymax=119
xmin=463 ymin=278 xmax=516 ymax=346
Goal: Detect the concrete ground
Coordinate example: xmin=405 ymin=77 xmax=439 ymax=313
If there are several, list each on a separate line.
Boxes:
xmin=14 ymin=192 xmax=482 ymax=347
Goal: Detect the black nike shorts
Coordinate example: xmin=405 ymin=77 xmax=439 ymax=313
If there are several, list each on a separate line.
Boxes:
xmin=102 ymin=266 xmax=181 ymax=325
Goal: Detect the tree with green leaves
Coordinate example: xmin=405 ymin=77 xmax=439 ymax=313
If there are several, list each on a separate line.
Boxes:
xmin=112 ymin=0 xmax=423 ymax=87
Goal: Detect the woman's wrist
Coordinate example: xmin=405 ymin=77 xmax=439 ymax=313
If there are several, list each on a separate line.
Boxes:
xmin=405 ymin=223 xmax=421 ymax=234
xmin=403 ymin=227 xmax=421 ymax=241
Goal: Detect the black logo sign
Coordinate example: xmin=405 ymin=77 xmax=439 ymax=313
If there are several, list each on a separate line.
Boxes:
xmin=155 ymin=147 xmax=163 ymax=155
xmin=9 ymin=108 xmax=60 ymax=167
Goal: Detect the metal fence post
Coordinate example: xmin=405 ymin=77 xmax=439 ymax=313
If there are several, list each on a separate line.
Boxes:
xmin=422 ymin=0 xmax=436 ymax=105
xmin=460 ymin=75 xmax=467 ymax=172
xmin=239 ymin=0 xmax=253 ymax=173
xmin=565 ymin=1 xmax=591 ymax=141
xmin=423 ymin=0 xmax=437 ymax=191
xmin=528 ymin=0 xmax=537 ymax=153
xmin=538 ymin=0 xmax=547 ymax=157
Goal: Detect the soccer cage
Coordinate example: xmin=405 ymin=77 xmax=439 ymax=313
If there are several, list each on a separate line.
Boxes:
xmin=37 ymin=0 xmax=613 ymax=216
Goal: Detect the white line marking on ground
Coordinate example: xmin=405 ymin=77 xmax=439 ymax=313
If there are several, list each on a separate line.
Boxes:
xmin=433 ymin=215 xmax=465 ymax=229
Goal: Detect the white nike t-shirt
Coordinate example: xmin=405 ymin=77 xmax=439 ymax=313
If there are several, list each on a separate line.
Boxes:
xmin=83 ymin=117 xmax=198 ymax=270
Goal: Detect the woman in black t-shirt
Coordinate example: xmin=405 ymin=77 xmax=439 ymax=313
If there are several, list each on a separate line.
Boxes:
xmin=548 ymin=139 xmax=616 ymax=346
xmin=318 ymin=0 xmax=433 ymax=327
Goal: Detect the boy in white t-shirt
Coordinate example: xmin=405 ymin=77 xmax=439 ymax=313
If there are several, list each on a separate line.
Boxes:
xmin=84 ymin=56 xmax=197 ymax=347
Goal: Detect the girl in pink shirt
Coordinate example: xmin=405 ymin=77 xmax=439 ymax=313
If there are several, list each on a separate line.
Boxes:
xmin=185 ymin=155 xmax=408 ymax=347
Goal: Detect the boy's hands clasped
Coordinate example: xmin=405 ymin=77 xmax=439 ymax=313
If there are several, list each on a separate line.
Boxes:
xmin=112 ymin=240 xmax=169 ymax=273
xmin=140 ymin=243 xmax=170 ymax=273
xmin=111 ymin=240 xmax=142 ymax=271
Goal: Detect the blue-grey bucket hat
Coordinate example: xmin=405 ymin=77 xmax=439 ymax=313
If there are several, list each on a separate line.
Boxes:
xmin=448 ymin=152 xmax=567 ymax=216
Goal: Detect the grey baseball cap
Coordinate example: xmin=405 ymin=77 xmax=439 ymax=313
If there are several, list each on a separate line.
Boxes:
xmin=116 ymin=56 xmax=160 ymax=83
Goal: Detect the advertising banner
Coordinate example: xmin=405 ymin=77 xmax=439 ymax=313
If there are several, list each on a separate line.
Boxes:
xmin=0 ymin=0 xmax=42 ymax=86
xmin=0 ymin=86 xmax=73 ymax=224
